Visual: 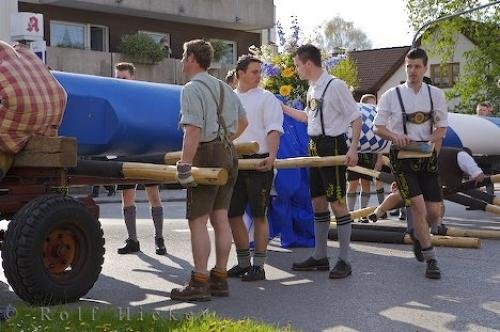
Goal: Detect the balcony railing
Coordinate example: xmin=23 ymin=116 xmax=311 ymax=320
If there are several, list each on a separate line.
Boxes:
xmin=46 ymin=47 xmax=234 ymax=85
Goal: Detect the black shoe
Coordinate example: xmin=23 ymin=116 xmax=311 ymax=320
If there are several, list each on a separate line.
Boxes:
xmin=425 ymin=259 xmax=441 ymax=279
xmin=329 ymin=259 xmax=352 ymax=279
xmin=368 ymin=213 xmax=378 ymax=222
xmin=399 ymin=208 xmax=407 ymax=221
xmin=435 ymin=224 xmax=448 ymax=236
xmin=292 ymin=256 xmax=329 ymax=271
xmin=155 ymin=237 xmax=166 ymax=255
xmin=227 ymin=264 xmax=251 ymax=278
xmin=242 ymin=265 xmax=266 ymax=282
xmin=409 ymin=232 xmax=424 ymax=262
xmin=389 ymin=209 xmax=399 ymax=216
xmin=117 ymin=239 xmax=140 ymax=254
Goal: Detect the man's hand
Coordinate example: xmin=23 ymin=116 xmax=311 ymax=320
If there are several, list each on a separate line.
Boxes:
xmin=345 ymin=147 xmax=358 ymax=167
xmin=256 ymin=156 xmax=275 ymax=172
xmin=281 ymin=104 xmax=293 ymax=114
xmin=390 ymin=133 xmax=411 ymax=148
xmin=472 ymin=172 xmax=486 ymax=185
xmin=176 ymin=161 xmax=197 ymax=187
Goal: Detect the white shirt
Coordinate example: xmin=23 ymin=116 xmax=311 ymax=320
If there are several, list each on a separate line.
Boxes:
xmin=374 ymin=82 xmax=448 ymax=141
xmin=457 ymin=151 xmax=483 ymax=178
xmin=306 ymin=70 xmax=360 ymax=137
xmin=234 ymin=87 xmax=284 ymax=154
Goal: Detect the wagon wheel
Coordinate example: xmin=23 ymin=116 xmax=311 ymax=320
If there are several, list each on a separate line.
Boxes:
xmin=1 ymin=194 xmax=105 ymax=305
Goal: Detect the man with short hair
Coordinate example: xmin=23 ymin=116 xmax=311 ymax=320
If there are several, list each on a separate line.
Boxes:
xmin=374 ymin=48 xmax=448 ymax=279
xmin=476 ymin=101 xmax=493 ymax=117
xmin=282 ymin=44 xmax=361 ymax=279
xmin=360 ymin=94 xmax=376 ymax=105
xmin=227 ymin=55 xmax=283 ymax=281
xmin=171 ymin=39 xmax=248 ymax=301
xmin=112 ymin=62 xmax=167 ymax=256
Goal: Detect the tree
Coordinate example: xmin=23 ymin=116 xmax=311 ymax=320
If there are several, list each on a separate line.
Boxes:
xmin=310 ymin=16 xmax=372 ymax=53
xmin=406 ymin=0 xmax=499 ymax=114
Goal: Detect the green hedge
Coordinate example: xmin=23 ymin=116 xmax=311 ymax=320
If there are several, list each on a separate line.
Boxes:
xmin=118 ymin=33 xmax=164 ymax=64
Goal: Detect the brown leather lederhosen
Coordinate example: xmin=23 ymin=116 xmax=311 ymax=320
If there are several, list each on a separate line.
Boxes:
xmin=389 ymin=84 xmax=442 ymax=205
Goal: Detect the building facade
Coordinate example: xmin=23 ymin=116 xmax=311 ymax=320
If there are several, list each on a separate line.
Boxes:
xmin=16 ymin=0 xmax=275 ymax=82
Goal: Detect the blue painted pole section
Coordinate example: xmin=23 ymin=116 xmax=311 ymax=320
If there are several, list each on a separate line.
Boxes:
xmin=55 ymin=71 xmax=184 ymax=156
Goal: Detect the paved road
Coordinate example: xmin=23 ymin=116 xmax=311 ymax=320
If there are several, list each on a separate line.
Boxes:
xmin=1 ymin=189 xmax=500 ymax=331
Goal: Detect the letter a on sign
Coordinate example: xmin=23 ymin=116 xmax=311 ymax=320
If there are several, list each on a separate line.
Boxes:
xmin=27 ymin=16 xmax=40 ymax=32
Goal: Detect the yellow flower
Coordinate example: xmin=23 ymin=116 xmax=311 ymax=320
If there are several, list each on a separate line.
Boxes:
xmin=279 ymin=85 xmax=293 ymax=97
xmin=271 ymin=55 xmax=281 ymax=65
xmin=282 ymin=67 xmax=294 ymax=78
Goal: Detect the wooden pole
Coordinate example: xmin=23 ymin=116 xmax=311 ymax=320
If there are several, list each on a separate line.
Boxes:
xmin=121 ymin=162 xmax=227 ymax=185
xmin=331 ymin=206 xmax=376 ymax=222
xmin=238 ymin=155 xmax=346 ymax=170
xmin=346 ymin=221 xmax=500 ymax=240
xmin=403 ymin=234 xmax=481 ymax=249
xmin=164 ymin=141 xmax=259 ymax=164
xmin=329 ymin=226 xmax=480 ymax=248
xmin=382 ymin=155 xmax=391 ymax=167
xmin=347 ymin=166 xmax=395 ymax=184
xmin=485 ymin=204 xmax=500 ymax=215
xmin=444 ymin=227 xmax=500 ymax=239
xmin=447 ymin=193 xmax=500 ymax=215
xmin=444 ymin=174 xmax=500 ymax=195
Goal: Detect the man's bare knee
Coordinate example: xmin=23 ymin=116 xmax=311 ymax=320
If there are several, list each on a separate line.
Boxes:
xmin=312 ymin=197 xmax=328 ymax=212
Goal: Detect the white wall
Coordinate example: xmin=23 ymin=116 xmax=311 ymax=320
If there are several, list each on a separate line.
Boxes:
xmin=378 ymin=65 xmax=406 ymax=99
xmin=0 ymin=0 xmax=18 ymax=42
xmin=378 ymin=33 xmax=476 ymax=107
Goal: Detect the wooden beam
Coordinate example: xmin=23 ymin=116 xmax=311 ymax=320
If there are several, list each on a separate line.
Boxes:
xmin=13 ymin=136 xmax=77 ymax=168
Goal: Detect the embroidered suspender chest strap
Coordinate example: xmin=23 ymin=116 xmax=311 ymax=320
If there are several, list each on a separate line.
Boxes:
xmin=192 ymin=79 xmax=230 ymax=146
xmin=317 ymin=78 xmax=335 ymax=135
xmin=395 ymin=84 xmax=434 ymax=135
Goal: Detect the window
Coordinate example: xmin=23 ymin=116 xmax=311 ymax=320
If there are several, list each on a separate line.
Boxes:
xmin=139 ymin=30 xmax=171 ymax=58
xmin=430 ymin=63 xmax=460 ymax=88
xmin=211 ymin=39 xmax=237 ymax=65
xmin=89 ymin=25 xmax=107 ymax=51
xmin=139 ymin=31 xmax=170 ymax=45
xmin=50 ymin=21 xmax=108 ymax=51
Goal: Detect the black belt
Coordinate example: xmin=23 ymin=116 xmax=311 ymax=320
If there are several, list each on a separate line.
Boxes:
xmin=405 ymin=112 xmax=432 ymax=124
xmin=310 ymin=134 xmax=346 ymax=141
xmin=241 ymin=153 xmax=269 ymax=159
xmin=200 ymin=138 xmax=221 ymax=145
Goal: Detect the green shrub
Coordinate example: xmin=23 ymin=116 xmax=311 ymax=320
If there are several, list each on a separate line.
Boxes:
xmin=210 ymin=39 xmax=226 ymax=63
xmin=118 ymin=33 xmax=164 ymax=64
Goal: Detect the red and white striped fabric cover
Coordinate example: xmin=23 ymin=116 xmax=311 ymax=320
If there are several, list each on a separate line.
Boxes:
xmin=0 ymin=41 xmax=67 ymax=154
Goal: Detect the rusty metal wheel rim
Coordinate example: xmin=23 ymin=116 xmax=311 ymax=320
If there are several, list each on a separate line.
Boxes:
xmin=42 ymin=227 xmax=77 ymax=274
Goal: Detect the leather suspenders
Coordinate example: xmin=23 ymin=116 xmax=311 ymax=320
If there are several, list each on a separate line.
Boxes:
xmin=192 ymin=79 xmax=231 ymax=147
xmin=309 ymin=78 xmax=335 ymax=136
xmin=395 ymin=83 xmax=434 ymax=135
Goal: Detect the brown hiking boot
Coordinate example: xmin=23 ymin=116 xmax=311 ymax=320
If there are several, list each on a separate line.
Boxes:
xmin=209 ymin=268 xmax=229 ymax=297
xmin=170 ymin=271 xmax=211 ymax=302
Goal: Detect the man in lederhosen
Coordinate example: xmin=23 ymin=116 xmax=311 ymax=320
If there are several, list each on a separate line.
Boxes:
xmin=374 ymin=48 xmax=448 ymax=279
xmin=282 ymin=44 xmax=361 ymax=279
xmin=171 ymin=39 xmax=248 ymax=301
xmin=227 ymin=55 xmax=284 ymax=281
